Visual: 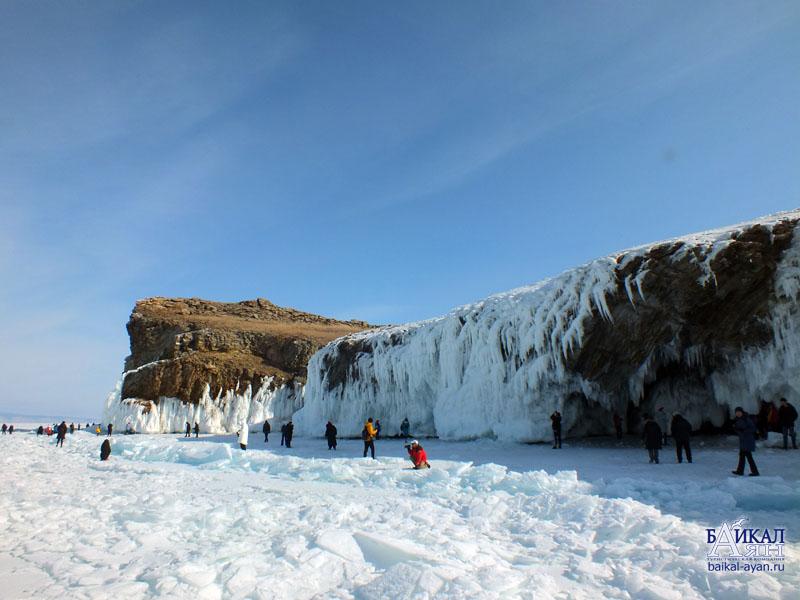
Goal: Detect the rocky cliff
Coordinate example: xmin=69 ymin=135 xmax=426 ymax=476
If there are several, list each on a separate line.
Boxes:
xmin=106 ymin=298 xmax=373 ymax=432
xmin=294 ymin=210 xmax=800 ymax=441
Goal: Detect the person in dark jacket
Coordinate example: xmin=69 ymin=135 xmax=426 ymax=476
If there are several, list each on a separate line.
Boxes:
xmin=642 ymin=415 xmax=662 ymax=463
xmin=613 ymin=412 xmax=623 ymax=440
xmin=400 ymin=417 xmax=410 ymax=438
xmin=193 ymin=422 xmax=199 ymax=438
xmin=107 ymin=423 xmax=113 ymax=437
xmin=670 ymin=413 xmax=692 ymax=463
xmin=778 ymin=398 xmax=798 ymax=450
xmin=69 ymin=423 xmax=74 ymax=434
xmin=280 ymin=423 xmax=287 ymax=446
xmin=325 ymin=421 xmax=337 ymax=450
xmin=284 ymin=421 xmax=294 ymax=448
xmin=37 ymin=425 xmax=44 ymax=436
xmin=550 ymin=410 xmax=562 ymax=449
xmin=732 ymin=407 xmax=759 ymax=476
xmin=1 ymin=424 xmax=6 ymax=434
xmin=7 ymin=425 xmax=13 ymax=434
xmin=100 ymin=439 xmax=111 ymax=461
xmin=375 ymin=419 xmax=382 ymax=440
xmin=184 ymin=421 xmax=191 ymax=437
xmin=56 ymin=421 xmax=68 ymax=448
xmin=756 ymin=400 xmax=771 ymax=440
xmin=262 ymin=419 xmax=271 ymax=443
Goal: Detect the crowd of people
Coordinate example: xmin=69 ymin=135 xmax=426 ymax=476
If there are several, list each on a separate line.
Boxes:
xmin=8 ymin=397 xmax=797 ymax=474
xmin=548 ymin=398 xmax=798 ymax=475
xmin=231 ymin=415 xmax=429 ymax=468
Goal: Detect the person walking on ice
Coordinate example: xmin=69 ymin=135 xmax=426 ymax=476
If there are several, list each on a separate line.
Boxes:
xmin=325 ymin=421 xmax=337 ymax=450
xmin=184 ymin=421 xmax=191 ymax=437
xmin=280 ymin=423 xmax=287 ymax=446
xmin=107 ymin=423 xmax=113 ymax=437
xmin=642 ymin=415 xmax=662 ymax=464
xmin=238 ymin=425 xmax=249 ymax=451
xmin=732 ymin=406 xmax=759 ymax=476
xmin=613 ymin=412 xmax=623 ymax=440
xmin=284 ymin=421 xmax=294 ymax=448
xmin=550 ymin=410 xmax=562 ymax=449
xmin=362 ymin=418 xmax=377 ymax=459
xmin=193 ymin=422 xmax=199 ymax=438
xmin=405 ymin=440 xmax=430 ymax=469
xmin=56 ymin=421 xmax=68 ymax=448
xmin=670 ymin=413 xmax=692 ymax=463
xmin=262 ymin=419 xmax=271 ymax=443
xmin=778 ymin=398 xmax=797 ymax=450
xmin=655 ymin=407 xmax=669 ymax=446
xmin=400 ymin=417 xmax=410 ymax=438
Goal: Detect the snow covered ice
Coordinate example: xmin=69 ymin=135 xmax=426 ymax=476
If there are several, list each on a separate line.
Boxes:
xmin=1 ymin=430 xmax=797 ymax=599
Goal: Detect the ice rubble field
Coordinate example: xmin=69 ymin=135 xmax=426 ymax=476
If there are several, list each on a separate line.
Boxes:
xmin=1 ymin=432 xmax=798 ymax=600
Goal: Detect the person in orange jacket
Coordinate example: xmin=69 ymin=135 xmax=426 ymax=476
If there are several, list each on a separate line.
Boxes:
xmin=362 ymin=418 xmax=378 ymax=459
xmin=405 ymin=440 xmax=430 ymax=469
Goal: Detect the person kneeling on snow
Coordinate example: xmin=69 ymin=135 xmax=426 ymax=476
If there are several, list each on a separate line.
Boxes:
xmin=405 ymin=440 xmax=430 ymax=469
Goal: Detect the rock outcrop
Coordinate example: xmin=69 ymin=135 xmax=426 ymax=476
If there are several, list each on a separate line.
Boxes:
xmin=106 ymin=298 xmax=373 ymax=433
xmin=294 ymin=210 xmax=800 ymax=441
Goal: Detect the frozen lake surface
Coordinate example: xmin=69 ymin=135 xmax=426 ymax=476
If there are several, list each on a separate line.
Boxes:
xmin=1 ymin=431 xmax=797 ymax=599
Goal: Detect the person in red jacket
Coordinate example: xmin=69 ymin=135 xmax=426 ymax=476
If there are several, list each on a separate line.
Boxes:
xmin=405 ymin=440 xmax=430 ymax=469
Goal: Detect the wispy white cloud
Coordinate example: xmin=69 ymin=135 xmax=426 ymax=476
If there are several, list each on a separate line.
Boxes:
xmin=0 ymin=4 xmax=303 ymax=155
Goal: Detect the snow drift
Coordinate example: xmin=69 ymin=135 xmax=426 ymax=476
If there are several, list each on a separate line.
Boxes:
xmin=294 ymin=210 xmax=800 ymax=441
xmin=5 ymin=433 xmax=798 ymax=598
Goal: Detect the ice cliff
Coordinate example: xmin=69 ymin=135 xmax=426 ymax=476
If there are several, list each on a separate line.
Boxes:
xmin=106 ymin=211 xmax=800 ymax=442
xmin=294 ymin=210 xmax=800 ymax=441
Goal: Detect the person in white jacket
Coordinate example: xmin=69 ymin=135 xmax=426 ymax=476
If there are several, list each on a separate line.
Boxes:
xmin=238 ymin=425 xmax=249 ymax=451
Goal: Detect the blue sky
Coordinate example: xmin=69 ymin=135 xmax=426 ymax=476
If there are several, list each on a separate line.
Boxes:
xmin=1 ymin=1 xmax=798 ymax=417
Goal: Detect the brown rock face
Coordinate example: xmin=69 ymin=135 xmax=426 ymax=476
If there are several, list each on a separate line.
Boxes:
xmin=121 ymin=297 xmax=374 ymax=403
xmin=569 ymin=220 xmax=797 ymax=395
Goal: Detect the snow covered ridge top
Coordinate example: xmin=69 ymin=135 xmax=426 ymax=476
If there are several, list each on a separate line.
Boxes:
xmin=296 ymin=210 xmax=800 ymax=441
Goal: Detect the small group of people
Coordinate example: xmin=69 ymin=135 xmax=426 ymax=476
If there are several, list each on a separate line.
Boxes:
xmin=641 ymin=412 xmax=691 ymax=464
xmin=548 ymin=398 xmax=798 ymax=477
xmin=236 ymin=419 xmax=293 ymax=451
xmin=280 ymin=421 xmax=294 ymax=448
xmin=90 ymin=423 xmax=113 ymax=436
xmin=1 ymin=423 xmax=14 ymax=434
xmin=361 ymin=416 xmax=429 ymax=468
xmin=184 ymin=421 xmax=200 ymax=438
xmin=235 ymin=416 xmax=429 ymax=469
xmin=756 ymin=397 xmax=799 ymax=446
xmin=551 ymin=410 xmax=627 ymax=448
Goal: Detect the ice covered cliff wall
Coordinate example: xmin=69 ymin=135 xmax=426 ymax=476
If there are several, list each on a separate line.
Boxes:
xmin=104 ymin=297 xmax=373 ymax=433
xmin=295 ymin=210 xmax=800 ymax=442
